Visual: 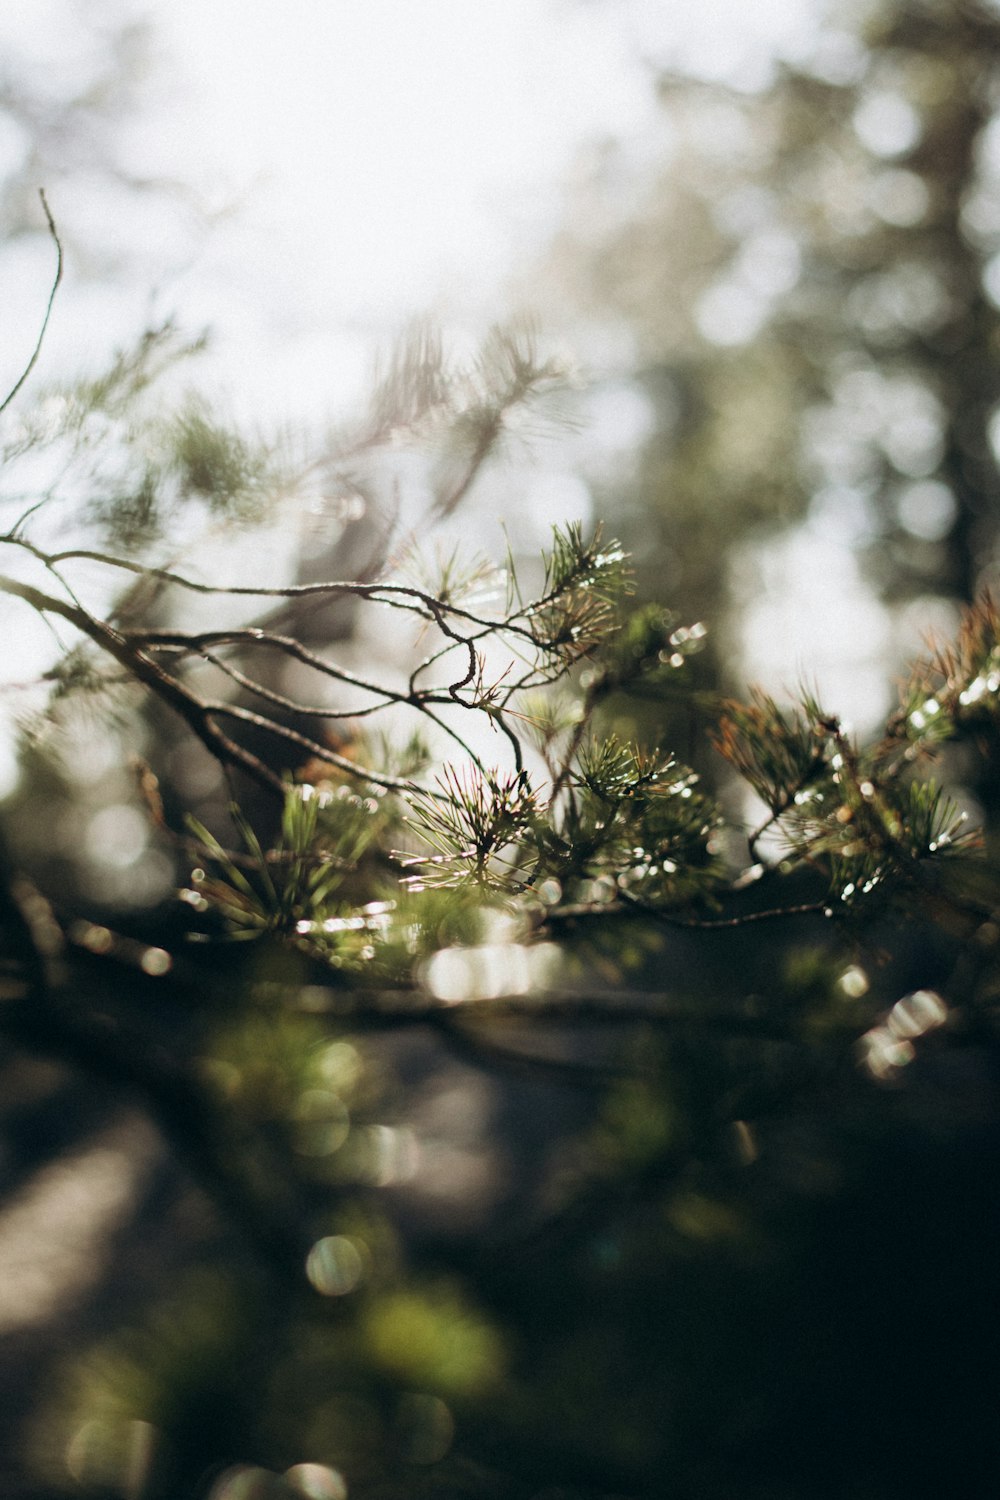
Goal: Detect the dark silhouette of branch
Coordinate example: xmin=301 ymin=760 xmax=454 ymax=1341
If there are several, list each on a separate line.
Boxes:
xmin=0 ymin=868 xmax=315 ymax=1285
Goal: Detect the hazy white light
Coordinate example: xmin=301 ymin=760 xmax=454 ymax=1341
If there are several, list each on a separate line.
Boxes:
xmin=801 ymin=28 xmax=867 ymax=85
xmin=0 ymin=111 xmax=29 ymax=179
xmin=859 ymin=1026 xmax=915 ymax=1081
xmin=90 ymin=0 xmax=814 ymax=427
xmin=893 ymin=594 xmax=960 ymax=660
xmin=583 ymin=382 xmax=656 ymax=468
xmin=976 ymin=113 xmax=1000 ymax=177
xmin=519 ymin=472 xmax=593 ymax=546
xmin=808 ymin=487 xmax=873 ymax=546
xmin=0 ymin=706 xmax=21 ymax=801
xmin=879 ymin=379 xmax=945 ymax=476
xmin=870 ymin=167 xmax=929 ymax=227
xmin=140 ymin=947 xmax=173 ymax=977
xmin=736 ymin=228 xmax=801 ymax=298
xmin=0 ymin=1136 xmax=143 ymax=1334
xmin=888 ymin=988 xmax=947 ymax=1039
xmin=696 ymin=281 xmax=769 ymax=346
xmin=90 ymin=849 xmax=176 ymax=911
xmin=0 ymin=0 xmax=108 ymax=99
xmin=207 ymin=1466 xmax=286 ymax=1500
xmin=882 ymin=411 xmax=944 ymax=477
xmin=422 ymin=941 xmax=559 ymax=1003
xmin=853 ymin=91 xmax=922 ymax=158
xmin=151 ymin=0 xmax=659 ymax=333
xmin=712 ymin=183 xmax=777 ymax=235
xmin=859 ymin=990 xmax=947 ymax=1081
xmin=983 ymin=251 xmax=1000 ymax=311
xmin=366 ymin=1124 xmax=421 ymax=1186
xmin=646 ymin=0 xmax=816 ymax=90
xmin=60 ymin=732 xmax=122 ymax=786
xmin=840 ymin=964 xmax=869 ymax=999
xmin=285 ymin=1464 xmax=348 ymax=1500
xmin=423 ymin=943 xmax=530 ymax=1003
xmin=986 ymin=403 xmax=1000 ymax=465
xmin=733 ymin=529 xmax=894 ymax=734
xmin=84 ymin=804 xmax=149 ymax=869
xmin=896 ymin=480 xmax=956 ymax=541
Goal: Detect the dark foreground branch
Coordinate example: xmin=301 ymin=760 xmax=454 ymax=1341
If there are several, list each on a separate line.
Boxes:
xmin=0 ymin=870 xmax=325 ymax=1286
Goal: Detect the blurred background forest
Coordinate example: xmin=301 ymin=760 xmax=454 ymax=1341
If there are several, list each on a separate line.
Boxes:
xmin=1 ymin=1 xmax=999 ymax=1497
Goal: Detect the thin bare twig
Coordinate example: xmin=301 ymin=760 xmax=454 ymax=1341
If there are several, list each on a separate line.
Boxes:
xmin=0 ymin=190 xmax=63 ymax=417
xmin=614 ymin=888 xmax=829 ymax=929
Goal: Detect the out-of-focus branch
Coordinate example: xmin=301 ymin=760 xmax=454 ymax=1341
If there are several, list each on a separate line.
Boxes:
xmin=0 ymin=868 xmax=315 ymax=1285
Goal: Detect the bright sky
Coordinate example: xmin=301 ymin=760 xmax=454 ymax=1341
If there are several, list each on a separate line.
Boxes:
xmin=7 ymin=0 xmax=895 ymax=808
xmin=0 ymin=0 xmax=820 ymax=426
xmin=103 ymin=0 xmax=814 ymax=423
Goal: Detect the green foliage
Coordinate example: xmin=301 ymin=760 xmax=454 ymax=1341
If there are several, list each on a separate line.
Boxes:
xmin=185 ymin=785 xmax=394 ymax=963
xmin=546 ymin=736 xmax=720 ymax=904
xmin=403 ymin=766 xmax=540 ymax=891
xmin=894 ymin=592 xmax=1000 ymax=740
xmin=169 ymin=400 xmax=281 ymax=518
xmin=0 ymin=318 xmax=286 ymax=557
xmin=525 ymin=521 xmax=630 ymax=662
xmin=5 ymin=108 xmax=1000 ymax=1495
xmin=166 ymin=540 xmax=999 ymax=966
xmin=10 ymin=341 xmax=1000 ymax=1494
xmin=361 ymin=1281 xmax=506 ymax=1397
xmin=715 ymin=679 xmax=980 ymax=916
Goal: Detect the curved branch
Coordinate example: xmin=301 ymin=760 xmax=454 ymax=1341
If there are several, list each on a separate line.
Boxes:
xmin=204 ymin=699 xmax=428 ymax=792
xmin=43 ymin=545 xmax=492 ymax=624
xmin=177 ymin=647 xmax=397 ymax=721
xmin=0 ymin=191 xmax=63 ymax=417
xmin=34 ymin=541 xmax=554 ymax=652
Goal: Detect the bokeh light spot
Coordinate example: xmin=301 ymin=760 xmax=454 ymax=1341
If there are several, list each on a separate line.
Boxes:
xmin=895 ymin=479 xmax=956 ymax=541
xmin=305 ymin=1235 xmax=365 ymax=1297
xmin=366 ymin=1123 xmax=421 ymax=1186
xmin=859 ymin=991 xmax=947 ymax=1081
xmin=207 ymin=1465 xmax=287 ymax=1500
xmin=695 ymin=279 xmax=769 ymax=346
xmin=421 ymin=941 xmax=560 ymax=1003
xmin=84 ymin=803 xmax=149 ymax=869
xmin=853 ymin=90 xmax=921 ymax=157
xmin=318 ymin=1041 xmax=362 ymax=1091
xmin=285 ymin=1462 xmax=348 ymax=1499
xmin=140 ymin=945 xmax=172 ymax=976
xmin=839 ymin=964 xmax=869 ymax=999
xmin=870 ymin=166 xmax=929 ymax=226
xmin=66 ymin=1418 xmax=158 ymax=1494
